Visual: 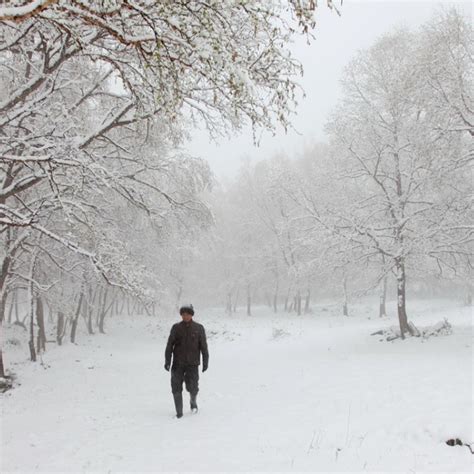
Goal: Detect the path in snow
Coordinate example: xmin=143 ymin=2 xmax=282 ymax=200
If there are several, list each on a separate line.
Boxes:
xmin=1 ymin=300 xmax=472 ymax=472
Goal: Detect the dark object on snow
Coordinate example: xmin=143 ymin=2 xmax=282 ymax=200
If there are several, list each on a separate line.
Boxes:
xmin=179 ymin=304 xmax=194 ymax=316
xmin=171 ymin=366 xmax=199 ymax=416
xmin=0 ymin=376 xmax=13 ymax=393
xmin=164 ymin=363 xmax=170 ymax=371
xmin=171 ymin=365 xmax=199 ymax=395
xmin=190 ymin=393 xmax=198 ymax=412
xmin=165 ymin=317 xmax=209 ymax=417
xmin=446 ymin=438 xmax=474 ymax=454
xmin=173 ymin=393 xmax=183 ymax=418
xmin=165 ymin=320 xmax=209 ymax=368
xmin=446 ymin=438 xmax=463 ymax=446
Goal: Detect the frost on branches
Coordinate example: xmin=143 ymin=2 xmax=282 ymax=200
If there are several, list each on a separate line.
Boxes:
xmin=186 ymin=10 xmax=472 ymax=337
xmin=0 ymin=1 xmax=335 ymax=375
xmin=326 ymin=12 xmax=472 ymax=338
xmin=0 ymin=0 xmax=323 ymax=138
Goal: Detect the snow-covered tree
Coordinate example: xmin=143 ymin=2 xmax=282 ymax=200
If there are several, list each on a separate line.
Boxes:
xmin=0 ymin=0 xmax=342 ymax=375
xmin=326 ymin=21 xmax=472 ymax=337
xmin=419 ymin=9 xmax=473 ymax=137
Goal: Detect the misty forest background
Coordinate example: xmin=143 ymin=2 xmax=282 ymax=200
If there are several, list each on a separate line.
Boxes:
xmin=0 ymin=1 xmax=472 ymax=382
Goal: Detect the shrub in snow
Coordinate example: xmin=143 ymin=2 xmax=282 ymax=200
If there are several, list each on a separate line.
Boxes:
xmin=272 ymin=328 xmax=290 ymax=340
xmin=5 ymin=337 xmax=21 ymax=347
xmin=422 ymin=320 xmax=453 ymax=338
xmin=0 ymin=376 xmax=13 ymax=392
xmin=446 ymin=438 xmax=474 ymax=454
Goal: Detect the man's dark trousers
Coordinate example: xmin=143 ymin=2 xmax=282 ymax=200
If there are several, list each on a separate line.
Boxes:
xmin=171 ymin=365 xmax=199 ymax=396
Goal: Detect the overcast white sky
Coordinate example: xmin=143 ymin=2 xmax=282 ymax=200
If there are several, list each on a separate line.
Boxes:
xmin=189 ymin=0 xmax=472 ymax=182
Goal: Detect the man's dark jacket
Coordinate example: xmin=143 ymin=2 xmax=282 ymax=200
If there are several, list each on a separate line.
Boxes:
xmin=165 ymin=320 xmax=209 ymax=368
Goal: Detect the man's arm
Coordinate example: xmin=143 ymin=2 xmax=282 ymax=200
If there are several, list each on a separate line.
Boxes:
xmin=199 ymin=325 xmax=209 ymax=371
xmin=164 ymin=326 xmax=176 ymax=370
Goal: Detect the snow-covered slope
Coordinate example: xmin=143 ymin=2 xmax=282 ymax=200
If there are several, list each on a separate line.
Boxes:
xmin=1 ymin=300 xmax=472 ymax=472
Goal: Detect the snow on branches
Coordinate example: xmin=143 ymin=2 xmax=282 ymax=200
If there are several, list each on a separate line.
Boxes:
xmin=0 ymin=0 xmax=327 ymax=137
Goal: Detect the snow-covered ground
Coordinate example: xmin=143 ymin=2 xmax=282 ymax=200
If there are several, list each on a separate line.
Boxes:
xmin=1 ymin=299 xmax=472 ymax=472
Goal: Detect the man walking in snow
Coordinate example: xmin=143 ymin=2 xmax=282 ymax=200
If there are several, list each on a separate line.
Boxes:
xmin=165 ymin=304 xmax=209 ymax=418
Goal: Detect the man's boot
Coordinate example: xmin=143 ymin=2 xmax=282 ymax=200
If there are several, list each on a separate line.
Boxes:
xmin=190 ymin=393 xmax=198 ymax=413
xmin=173 ymin=393 xmax=183 ymax=418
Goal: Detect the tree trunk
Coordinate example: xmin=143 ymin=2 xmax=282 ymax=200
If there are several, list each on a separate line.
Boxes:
xmin=395 ymin=258 xmax=409 ymax=339
xmin=226 ymin=292 xmax=232 ymax=314
xmin=296 ymin=290 xmax=302 ymax=316
xmin=264 ymin=292 xmax=271 ymax=308
xmin=284 ymin=288 xmax=290 ymax=312
xmin=0 ymin=300 xmax=6 ymax=376
xmin=82 ymin=293 xmax=94 ymax=335
xmin=246 ymin=284 xmax=251 ymax=316
xmin=57 ymin=312 xmax=65 ymax=345
xmin=99 ymin=303 xmax=112 ymax=333
xmin=70 ymin=293 xmax=84 ymax=344
xmin=95 ymin=287 xmax=103 ymax=326
xmin=304 ymin=288 xmax=311 ymax=314
xmin=342 ymin=274 xmax=349 ymax=316
xmin=233 ymin=288 xmax=239 ymax=313
xmin=28 ymin=256 xmax=37 ymax=362
xmin=176 ymin=285 xmax=183 ymax=312
xmin=46 ymin=299 xmax=54 ymax=324
xmin=0 ymin=349 xmax=5 ymax=378
xmin=393 ymin=143 xmax=412 ymax=337
xmin=98 ymin=287 xmax=110 ymax=334
xmin=0 ymin=289 xmax=7 ymax=324
xmin=272 ymin=264 xmax=279 ymax=314
xmin=465 ymin=284 xmax=472 ymax=306
xmin=119 ymin=298 xmax=126 ymax=316
xmin=0 ymin=230 xmax=14 ymax=372
xmin=131 ymin=299 xmax=138 ymax=316
xmin=98 ymin=311 xmax=106 ymax=333
xmin=14 ymin=290 xmax=19 ymax=322
xmin=81 ymin=288 xmax=92 ymax=334
xmin=29 ymin=293 xmax=36 ymax=362
xmin=36 ymin=296 xmax=46 ymax=353
xmin=379 ymin=276 xmax=387 ymax=317
xmin=0 ymin=253 xmax=12 ymax=324
xmin=87 ymin=312 xmax=94 ymax=335
xmin=7 ymin=290 xmax=14 ymax=324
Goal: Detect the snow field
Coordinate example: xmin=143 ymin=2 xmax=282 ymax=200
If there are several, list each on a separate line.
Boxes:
xmin=1 ymin=299 xmax=472 ymax=472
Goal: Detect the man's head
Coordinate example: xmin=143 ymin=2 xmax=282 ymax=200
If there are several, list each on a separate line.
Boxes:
xmin=179 ymin=304 xmax=194 ymax=323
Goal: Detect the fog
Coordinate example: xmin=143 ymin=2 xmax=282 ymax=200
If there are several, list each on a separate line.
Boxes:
xmin=1 ymin=1 xmax=472 ymax=472
xmin=193 ymin=0 xmax=472 ymax=180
